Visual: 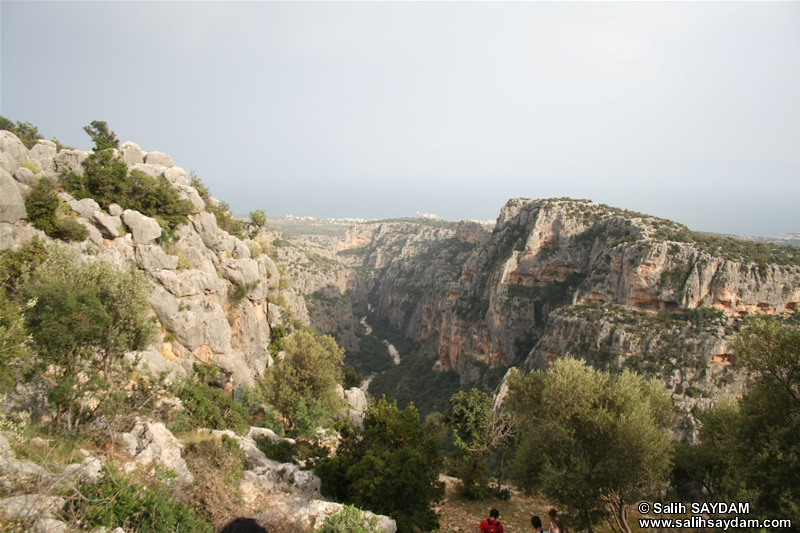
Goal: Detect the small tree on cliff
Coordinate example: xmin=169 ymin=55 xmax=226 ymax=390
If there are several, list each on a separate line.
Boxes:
xmin=83 ymin=120 xmax=119 ymax=151
xmin=445 ymin=388 xmax=514 ymax=499
xmin=508 ymin=358 xmax=673 ymax=533
xmin=261 ymin=328 xmax=345 ymax=438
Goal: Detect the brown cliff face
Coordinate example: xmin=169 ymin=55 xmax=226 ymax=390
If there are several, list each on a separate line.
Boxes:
xmin=327 ymin=200 xmax=799 ymax=385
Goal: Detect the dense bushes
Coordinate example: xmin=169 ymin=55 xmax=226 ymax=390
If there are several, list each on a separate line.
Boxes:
xmin=65 ymin=466 xmax=211 ymax=533
xmin=24 ymin=177 xmax=89 ymax=242
xmin=173 ymin=363 xmax=252 ymax=436
xmin=316 ymin=397 xmax=444 ymax=532
xmin=63 ymin=148 xmax=194 ymax=230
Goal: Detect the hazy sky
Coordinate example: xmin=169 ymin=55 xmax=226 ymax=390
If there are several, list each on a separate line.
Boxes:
xmin=2 ymin=2 xmax=798 ymax=237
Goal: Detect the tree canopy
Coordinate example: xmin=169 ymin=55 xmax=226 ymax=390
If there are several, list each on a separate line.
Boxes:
xmin=507 ymin=357 xmax=673 ymax=533
xmin=261 ymin=328 xmax=345 ymax=438
xmin=683 ymin=318 xmax=800 ymax=524
xmin=316 ymin=396 xmax=444 ymax=533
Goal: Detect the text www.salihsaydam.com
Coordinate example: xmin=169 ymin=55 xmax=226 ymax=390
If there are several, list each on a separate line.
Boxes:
xmin=638 ymin=516 xmax=792 ymax=530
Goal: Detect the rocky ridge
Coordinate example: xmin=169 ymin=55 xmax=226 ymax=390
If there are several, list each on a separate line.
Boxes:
xmin=274 ymin=199 xmax=799 ymax=436
xmin=0 ymin=131 xmax=285 ymax=386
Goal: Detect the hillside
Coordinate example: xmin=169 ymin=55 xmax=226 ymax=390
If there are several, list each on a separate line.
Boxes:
xmin=2 ymin=126 xmax=799 ymax=531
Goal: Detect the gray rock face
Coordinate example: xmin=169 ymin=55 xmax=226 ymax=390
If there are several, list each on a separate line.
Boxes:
xmin=0 ymin=131 xmax=28 ymax=173
xmin=92 ymin=211 xmax=121 ymax=239
xmin=121 ymin=209 xmax=162 ymax=244
xmin=108 ymin=203 xmax=123 ymax=216
xmin=28 ymin=140 xmax=57 ymax=173
xmin=53 ymin=149 xmax=89 ymax=176
xmin=120 ymin=418 xmax=193 ymax=484
xmin=164 ymin=166 xmax=190 ymax=186
xmin=0 ymin=435 xmax=13 ymax=461
xmin=13 ymin=166 xmax=35 ymax=186
xmin=78 ymin=456 xmax=105 ymax=485
xmin=119 ymin=141 xmax=145 ymax=165
xmin=32 ymin=518 xmax=68 ymax=533
xmin=135 ymin=244 xmax=179 ymax=271
xmin=149 ymin=286 xmax=231 ymax=354
xmin=0 ymin=456 xmax=49 ymax=495
xmin=0 ymin=168 xmax=26 ymax=223
xmin=174 ymin=183 xmax=204 ymax=212
xmin=190 ymin=211 xmax=220 ymax=248
xmin=0 ymin=495 xmax=65 ymax=521
xmin=144 ymin=151 xmax=174 ymax=167
xmin=129 ymin=163 xmax=168 ymax=179
xmin=77 ymin=218 xmax=102 ymax=244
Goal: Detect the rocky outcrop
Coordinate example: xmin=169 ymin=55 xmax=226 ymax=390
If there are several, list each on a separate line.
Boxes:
xmin=121 ymin=209 xmax=162 ymax=244
xmin=0 ymin=130 xmax=286 ymax=386
xmin=0 ymin=168 xmax=26 ymax=223
xmin=121 ymin=418 xmax=194 ymax=484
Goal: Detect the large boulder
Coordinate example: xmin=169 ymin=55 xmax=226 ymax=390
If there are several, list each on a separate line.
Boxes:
xmin=121 ymin=210 xmax=162 ymax=244
xmin=92 ymin=211 xmax=121 ymax=239
xmin=174 ymin=183 xmax=204 ymax=212
xmin=0 ymin=495 xmax=65 ymax=522
xmin=13 ymin=166 xmax=35 ymax=186
xmin=221 ymin=258 xmax=260 ymax=288
xmin=292 ymin=501 xmax=397 ymax=533
xmin=134 ymin=244 xmax=178 ymax=271
xmin=120 ymin=419 xmax=193 ymax=484
xmin=0 ymin=456 xmax=50 ymax=495
xmin=68 ymin=197 xmax=101 ymax=219
xmin=164 ymin=166 xmax=190 ymax=186
xmin=0 ymin=131 xmax=28 ymax=173
xmin=53 ymin=149 xmax=89 ymax=176
xmin=28 ymin=140 xmax=57 ymax=173
xmin=129 ymin=163 xmax=168 ymax=180
xmin=144 ymin=151 xmax=174 ymax=167
xmin=149 ymin=286 xmax=231 ymax=354
xmin=0 ymin=168 xmax=26 ymax=223
xmin=119 ymin=141 xmax=145 ymax=166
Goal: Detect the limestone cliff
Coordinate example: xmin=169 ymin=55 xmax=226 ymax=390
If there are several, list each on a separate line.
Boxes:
xmin=0 ymin=132 xmax=285 ymax=385
xmin=293 ymin=199 xmax=799 ymax=432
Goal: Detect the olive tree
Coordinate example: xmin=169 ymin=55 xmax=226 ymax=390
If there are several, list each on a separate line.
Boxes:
xmin=508 ymin=358 xmax=673 ymax=533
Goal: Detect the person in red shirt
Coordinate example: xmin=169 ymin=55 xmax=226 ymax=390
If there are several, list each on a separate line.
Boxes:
xmin=479 ymin=509 xmax=504 ymax=533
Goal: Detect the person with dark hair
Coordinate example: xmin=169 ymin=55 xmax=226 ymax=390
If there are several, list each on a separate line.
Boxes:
xmin=479 ymin=508 xmax=504 ymax=533
xmin=531 ymin=515 xmax=546 ymax=532
xmin=548 ymin=509 xmax=568 ymax=533
xmin=219 ymin=517 xmax=267 ymax=533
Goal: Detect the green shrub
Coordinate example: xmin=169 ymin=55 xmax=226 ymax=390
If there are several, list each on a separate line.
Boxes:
xmin=20 ymin=160 xmax=40 ymax=174
xmin=55 ymin=218 xmax=89 ymax=242
xmin=24 ymin=177 xmax=60 ymax=236
xmin=256 ymin=436 xmax=297 ymax=463
xmin=319 ymin=505 xmax=382 ymax=533
xmin=63 ymin=150 xmax=193 ymax=230
xmin=65 ymin=466 xmax=211 ymax=532
xmin=173 ymin=364 xmax=251 ymax=435
xmin=0 ymin=116 xmax=43 ymax=149
xmin=183 ymin=436 xmax=247 ymax=527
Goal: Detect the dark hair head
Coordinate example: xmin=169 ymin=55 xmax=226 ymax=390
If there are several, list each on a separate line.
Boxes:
xmin=531 ymin=516 xmax=543 ymax=529
xmin=490 ymin=509 xmax=500 ymax=519
xmin=219 ymin=518 xmax=267 ymax=533
xmin=549 ymin=509 xmax=558 ymax=518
